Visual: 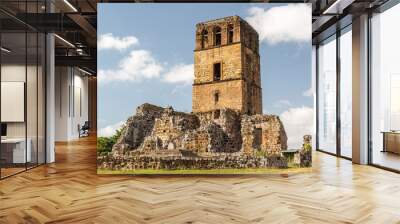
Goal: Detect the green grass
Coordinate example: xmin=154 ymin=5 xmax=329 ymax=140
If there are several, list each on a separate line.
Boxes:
xmin=97 ymin=167 xmax=311 ymax=175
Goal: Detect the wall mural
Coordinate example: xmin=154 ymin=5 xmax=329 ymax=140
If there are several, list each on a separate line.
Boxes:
xmin=97 ymin=3 xmax=313 ymax=174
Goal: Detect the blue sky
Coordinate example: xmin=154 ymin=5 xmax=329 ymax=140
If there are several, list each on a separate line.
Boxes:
xmin=97 ymin=3 xmax=314 ymax=148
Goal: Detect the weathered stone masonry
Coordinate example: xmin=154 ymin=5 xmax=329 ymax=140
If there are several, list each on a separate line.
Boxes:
xmin=113 ymin=104 xmax=288 ymax=154
xmin=241 ymin=115 xmax=288 ymax=155
xmin=99 ymin=16 xmax=312 ymax=170
xmin=112 ymin=103 xmax=165 ymax=155
xmin=192 ymin=16 xmax=262 ymax=115
xmin=100 ymin=103 xmax=311 ymax=169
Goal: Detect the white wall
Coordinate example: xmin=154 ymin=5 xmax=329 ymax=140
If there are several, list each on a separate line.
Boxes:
xmin=55 ymin=67 xmax=89 ymax=141
xmin=55 ymin=66 xmax=69 ymax=141
xmin=1 ymin=65 xmax=26 ymax=134
xmin=1 ymin=63 xmax=46 ymax=164
xmin=1 ymin=65 xmax=39 ymax=138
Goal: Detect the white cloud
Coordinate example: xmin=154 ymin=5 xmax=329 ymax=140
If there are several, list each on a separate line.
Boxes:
xmin=274 ymin=99 xmax=292 ymax=108
xmin=163 ymin=64 xmax=194 ymax=85
xmin=99 ymin=49 xmax=193 ymax=85
xmin=246 ymin=4 xmax=311 ymax=44
xmin=303 ymin=87 xmax=313 ymax=97
xmin=98 ymin=50 xmax=164 ymax=83
xmin=98 ymin=121 xmax=125 ymax=137
xmin=98 ymin=35 xmax=193 ymax=85
xmin=98 ymin=33 xmax=139 ymax=51
xmin=280 ymin=106 xmax=313 ymax=149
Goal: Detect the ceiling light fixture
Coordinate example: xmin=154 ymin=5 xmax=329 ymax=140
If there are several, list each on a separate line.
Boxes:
xmin=323 ymin=1 xmax=341 ymax=14
xmin=63 ymin=0 xmax=78 ymax=12
xmin=1 ymin=47 xmax=11 ymax=53
xmin=78 ymin=67 xmax=93 ymax=76
xmin=323 ymin=0 xmax=355 ymax=15
xmin=54 ymin=34 xmax=75 ymax=48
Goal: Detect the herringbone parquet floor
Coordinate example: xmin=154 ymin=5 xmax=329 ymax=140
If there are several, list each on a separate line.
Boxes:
xmin=1 ymin=136 xmax=400 ymax=224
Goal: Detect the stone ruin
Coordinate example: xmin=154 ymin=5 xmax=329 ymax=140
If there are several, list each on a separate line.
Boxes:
xmin=98 ymin=16 xmax=313 ymax=170
xmin=98 ymin=103 xmax=312 ymax=170
xmin=112 ymin=103 xmax=287 ymax=156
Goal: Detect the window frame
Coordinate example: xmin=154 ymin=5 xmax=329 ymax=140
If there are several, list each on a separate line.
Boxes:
xmin=213 ymin=62 xmax=221 ymax=81
xmin=214 ymin=26 xmax=221 ymax=46
xmin=315 ymin=23 xmax=353 ymax=161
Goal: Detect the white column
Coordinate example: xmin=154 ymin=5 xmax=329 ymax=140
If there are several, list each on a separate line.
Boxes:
xmin=352 ymin=14 xmax=369 ymax=164
xmin=45 ymin=0 xmax=56 ymax=163
xmin=46 ymin=32 xmax=55 ymax=163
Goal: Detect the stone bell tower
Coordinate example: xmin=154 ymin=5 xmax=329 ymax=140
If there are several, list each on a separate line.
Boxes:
xmin=192 ymin=15 xmax=262 ymax=116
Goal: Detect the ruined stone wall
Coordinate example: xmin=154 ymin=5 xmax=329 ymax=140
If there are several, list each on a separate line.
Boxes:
xmin=182 ymin=130 xmax=210 ymax=153
xmin=241 ymin=115 xmax=288 ymax=155
xmin=98 ymin=154 xmax=288 ymax=170
xmin=140 ymin=136 xmax=161 ymax=152
xmin=192 ymin=79 xmax=244 ymax=113
xmin=241 ymin=116 xmax=258 ymax=155
xmin=180 ymin=121 xmax=232 ymax=153
xmin=204 ymin=122 xmax=229 ymax=153
xmin=215 ymin=109 xmax=242 ymax=152
xmin=112 ymin=104 xmax=164 ymax=155
xmin=152 ymin=117 xmax=183 ymax=143
xmin=260 ymin=116 xmax=288 ymax=153
xmin=193 ymin=44 xmax=243 ymax=84
xmin=195 ymin=109 xmax=242 ymax=153
xmin=111 ymin=104 xmax=289 ymax=166
xmin=151 ymin=109 xmax=200 ymax=150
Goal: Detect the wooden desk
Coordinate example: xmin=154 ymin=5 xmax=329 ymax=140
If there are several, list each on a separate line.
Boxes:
xmin=382 ymin=131 xmax=400 ymax=154
xmin=1 ymin=138 xmax=31 ymax=163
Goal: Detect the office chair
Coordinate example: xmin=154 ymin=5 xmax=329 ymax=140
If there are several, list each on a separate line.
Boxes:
xmin=79 ymin=121 xmax=90 ymax=138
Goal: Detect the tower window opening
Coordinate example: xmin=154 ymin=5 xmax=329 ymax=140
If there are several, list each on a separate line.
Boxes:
xmin=214 ymin=92 xmax=219 ymax=103
xmin=228 ymin=25 xmax=234 ymax=44
xmin=214 ymin=27 xmax=221 ymax=46
xmin=201 ymin=30 xmax=208 ymax=49
xmin=213 ymin=63 xmax=221 ymax=81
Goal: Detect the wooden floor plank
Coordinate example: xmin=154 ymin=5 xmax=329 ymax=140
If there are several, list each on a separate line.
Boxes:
xmin=0 ymin=136 xmax=400 ymax=223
